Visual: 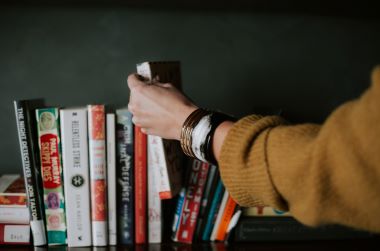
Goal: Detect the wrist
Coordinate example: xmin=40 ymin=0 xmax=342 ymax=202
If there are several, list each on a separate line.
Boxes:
xmin=180 ymin=108 xmax=236 ymax=164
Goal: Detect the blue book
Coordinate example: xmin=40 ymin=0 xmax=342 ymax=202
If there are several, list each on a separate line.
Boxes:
xmin=202 ymin=180 xmax=225 ymax=241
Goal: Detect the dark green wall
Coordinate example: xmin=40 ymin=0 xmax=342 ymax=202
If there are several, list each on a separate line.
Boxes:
xmin=1 ymin=6 xmax=380 ymax=174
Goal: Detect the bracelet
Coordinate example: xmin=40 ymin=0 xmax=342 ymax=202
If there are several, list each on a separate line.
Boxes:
xmin=180 ymin=108 xmax=235 ymax=164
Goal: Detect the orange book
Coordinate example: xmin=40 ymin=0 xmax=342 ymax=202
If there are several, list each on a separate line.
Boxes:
xmin=215 ymin=195 xmax=237 ymax=241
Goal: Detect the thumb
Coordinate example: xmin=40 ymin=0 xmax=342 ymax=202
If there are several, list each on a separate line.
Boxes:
xmin=127 ymin=73 xmax=146 ymax=90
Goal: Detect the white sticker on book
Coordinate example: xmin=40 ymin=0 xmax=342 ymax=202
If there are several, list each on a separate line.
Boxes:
xmin=4 ymin=225 xmax=30 ymax=243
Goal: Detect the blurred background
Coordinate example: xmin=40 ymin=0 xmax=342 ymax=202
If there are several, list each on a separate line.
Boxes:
xmin=1 ymin=1 xmax=380 ymax=174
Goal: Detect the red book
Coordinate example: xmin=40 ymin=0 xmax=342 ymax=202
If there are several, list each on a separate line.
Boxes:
xmin=176 ymin=160 xmax=210 ymax=243
xmin=0 ymin=175 xmax=27 ymax=207
xmin=134 ymin=126 xmax=147 ymax=244
xmin=0 ymin=224 xmax=30 ymax=245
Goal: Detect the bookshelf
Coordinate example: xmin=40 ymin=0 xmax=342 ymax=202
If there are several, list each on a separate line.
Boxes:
xmin=1 ymin=1 xmax=380 ymax=249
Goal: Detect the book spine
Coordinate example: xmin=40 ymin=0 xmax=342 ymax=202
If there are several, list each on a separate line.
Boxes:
xmin=88 ymin=105 xmax=108 ymax=246
xmin=14 ymin=100 xmax=47 ymax=246
xmin=171 ymin=188 xmax=185 ymax=241
xmin=0 ymin=224 xmax=30 ymax=245
xmin=0 ymin=175 xmax=27 ymax=207
xmin=194 ymin=165 xmax=218 ymax=240
xmin=148 ymin=135 xmax=172 ymax=199
xmin=134 ymin=126 xmax=147 ymax=244
xmin=0 ymin=194 xmax=27 ymax=207
xmin=0 ymin=207 xmax=29 ymax=224
xmin=106 ymin=113 xmax=117 ymax=246
xmin=215 ymin=195 xmax=237 ymax=241
xmin=202 ymin=180 xmax=224 ymax=241
xmin=36 ymin=107 xmax=67 ymax=245
xmin=176 ymin=161 xmax=210 ymax=243
xmin=148 ymin=135 xmax=162 ymax=243
xmin=116 ymin=109 xmax=134 ymax=245
xmin=61 ymin=108 xmax=92 ymax=247
xmin=210 ymin=190 xmax=229 ymax=241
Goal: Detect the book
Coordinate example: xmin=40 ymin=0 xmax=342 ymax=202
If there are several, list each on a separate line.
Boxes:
xmin=194 ymin=165 xmax=218 ymax=240
xmin=36 ymin=107 xmax=67 ymax=245
xmin=234 ymin=217 xmax=373 ymax=241
xmin=106 ymin=113 xmax=117 ymax=246
xmin=0 ymin=207 xmax=29 ymax=225
xmin=0 ymin=175 xmax=27 ymax=207
xmin=174 ymin=160 xmax=210 ymax=243
xmin=0 ymin=224 xmax=30 ymax=245
xmin=202 ymin=179 xmax=225 ymax=241
xmin=60 ymin=108 xmax=92 ymax=247
xmin=147 ymin=135 xmax=163 ymax=243
xmin=88 ymin=105 xmax=108 ymax=246
xmin=115 ymin=108 xmax=134 ymax=245
xmin=134 ymin=125 xmax=147 ymax=244
xmin=14 ymin=99 xmax=47 ymax=246
xmin=214 ymin=195 xmax=237 ymax=241
xmin=136 ymin=61 xmax=183 ymax=200
xmin=210 ymin=190 xmax=229 ymax=241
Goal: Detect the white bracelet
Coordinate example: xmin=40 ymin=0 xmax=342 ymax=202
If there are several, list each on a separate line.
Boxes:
xmin=191 ymin=114 xmax=212 ymax=163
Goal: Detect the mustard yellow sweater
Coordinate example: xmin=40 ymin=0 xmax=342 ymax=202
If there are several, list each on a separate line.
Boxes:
xmin=219 ymin=66 xmax=380 ymax=233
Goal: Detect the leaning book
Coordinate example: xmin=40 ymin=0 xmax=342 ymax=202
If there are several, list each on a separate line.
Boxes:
xmin=14 ymin=99 xmax=47 ymax=246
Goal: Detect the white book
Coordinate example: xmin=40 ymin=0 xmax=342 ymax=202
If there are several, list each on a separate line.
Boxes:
xmin=137 ymin=61 xmax=182 ymax=199
xmin=0 ymin=207 xmax=29 ymax=224
xmin=210 ymin=190 xmax=229 ymax=241
xmin=60 ymin=108 xmax=92 ymax=247
xmin=88 ymin=105 xmax=108 ymax=246
xmin=106 ymin=113 xmax=117 ymax=246
xmin=147 ymin=135 xmax=162 ymax=243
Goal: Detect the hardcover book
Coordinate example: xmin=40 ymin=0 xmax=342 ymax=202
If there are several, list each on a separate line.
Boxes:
xmin=14 ymin=99 xmax=47 ymax=246
xmin=107 ymin=113 xmax=117 ymax=246
xmin=174 ymin=159 xmax=210 ymax=243
xmin=0 ymin=175 xmax=27 ymax=207
xmin=60 ymin=108 xmax=92 ymax=247
xmin=115 ymin=108 xmax=134 ymax=245
xmin=36 ymin=107 xmax=67 ymax=245
xmin=88 ymin=105 xmax=108 ymax=246
xmin=136 ymin=61 xmax=183 ymax=200
xmin=0 ymin=224 xmax=30 ymax=245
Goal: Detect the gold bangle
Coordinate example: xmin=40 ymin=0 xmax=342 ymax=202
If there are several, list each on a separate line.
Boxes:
xmin=180 ymin=108 xmax=209 ymax=158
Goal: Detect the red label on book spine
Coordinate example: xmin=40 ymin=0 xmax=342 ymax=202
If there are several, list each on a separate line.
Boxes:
xmin=40 ymin=133 xmax=61 ymax=189
xmin=92 ymin=180 xmax=106 ymax=221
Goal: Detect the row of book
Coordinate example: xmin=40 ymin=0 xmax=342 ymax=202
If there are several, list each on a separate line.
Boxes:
xmin=6 ymin=61 xmax=245 ymax=246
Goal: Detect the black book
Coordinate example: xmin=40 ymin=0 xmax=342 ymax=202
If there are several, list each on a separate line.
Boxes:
xmin=116 ymin=108 xmax=134 ymax=245
xmin=234 ymin=216 xmax=374 ymax=242
xmin=13 ymin=99 xmax=47 ymax=246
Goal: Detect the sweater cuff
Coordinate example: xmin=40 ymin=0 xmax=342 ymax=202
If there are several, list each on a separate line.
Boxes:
xmin=219 ymin=115 xmax=288 ymax=210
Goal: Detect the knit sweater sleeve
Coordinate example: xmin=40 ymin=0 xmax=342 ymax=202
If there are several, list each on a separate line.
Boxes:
xmin=218 ymin=67 xmax=380 ymax=233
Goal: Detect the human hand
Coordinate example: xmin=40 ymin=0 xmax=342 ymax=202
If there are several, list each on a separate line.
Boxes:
xmin=127 ymin=74 xmax=198 ymax=140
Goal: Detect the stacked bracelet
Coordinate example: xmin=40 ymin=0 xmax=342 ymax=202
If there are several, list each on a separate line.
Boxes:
xmin=180 ymin=108 xmax=235 ymax=164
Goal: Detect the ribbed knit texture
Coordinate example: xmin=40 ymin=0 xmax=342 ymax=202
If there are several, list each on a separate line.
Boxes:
xmin=219 ymin=66 xmax=380 ymax=233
